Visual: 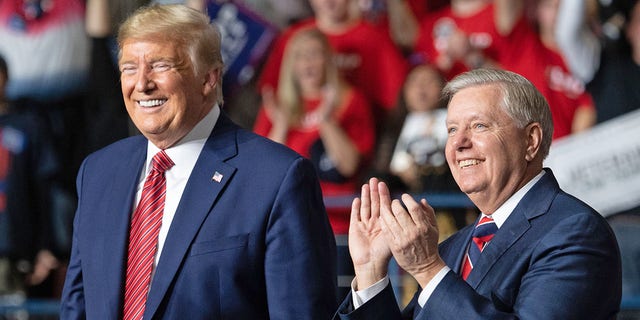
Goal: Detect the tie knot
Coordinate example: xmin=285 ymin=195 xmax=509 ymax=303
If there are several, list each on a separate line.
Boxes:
xmin=473 ymin=216 xmax=497 ymax=239
xmin=151 ymin=150 xmax=174 ymax=173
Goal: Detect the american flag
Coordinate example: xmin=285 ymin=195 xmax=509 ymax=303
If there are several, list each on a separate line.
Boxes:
xmin=212 ymin=171 xmax=223 ymax=183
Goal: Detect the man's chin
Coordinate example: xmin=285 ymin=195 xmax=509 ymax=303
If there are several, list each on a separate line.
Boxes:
xmin=457 ymin=183 xmax=482 ymax=196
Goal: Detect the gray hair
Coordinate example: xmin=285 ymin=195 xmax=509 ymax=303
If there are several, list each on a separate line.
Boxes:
xmin=118 ymin=4 xmax=224 ymax=105
xmin=442 ymin=68 xmax=554 ymax=159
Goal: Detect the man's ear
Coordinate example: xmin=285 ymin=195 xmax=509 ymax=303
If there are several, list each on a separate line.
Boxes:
xmin=202 ymin=66 xmax=221 ymax=96
xmin=525 ymin=122 xmax=543 ymax=162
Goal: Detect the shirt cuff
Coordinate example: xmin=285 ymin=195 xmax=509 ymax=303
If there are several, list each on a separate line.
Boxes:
xmin=417 ymin=266 xmax=451 ymax=307
xmin=352 ymin=276 xmax=390 ymax=309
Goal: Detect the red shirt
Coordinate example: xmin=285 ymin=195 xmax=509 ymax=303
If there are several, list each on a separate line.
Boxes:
xmin=501 ymin=18 xmax=595 ymax=140
xmin=415 ymin=3 xmax=507 ymax=79
xmin=542 ymin=48 xmax=595 ymax=139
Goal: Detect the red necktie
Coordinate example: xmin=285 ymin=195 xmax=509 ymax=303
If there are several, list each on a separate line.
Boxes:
xmin=123 ymin=150 xmax=174 ymax=320
xmin=461 ymin=216 xmax=497 ymax=280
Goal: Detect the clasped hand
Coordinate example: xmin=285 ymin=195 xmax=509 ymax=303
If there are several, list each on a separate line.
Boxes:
xmin=350 ymin=177 xmax=446 ymax=290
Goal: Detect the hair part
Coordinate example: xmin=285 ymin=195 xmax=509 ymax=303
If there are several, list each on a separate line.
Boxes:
xmin=117 ymin=4 xmax=224 ymax=105
xmin=442 ymin=68 xmax=554 ymax=159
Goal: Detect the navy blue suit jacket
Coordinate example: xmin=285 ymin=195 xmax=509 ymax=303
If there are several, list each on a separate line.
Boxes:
xmin=60 ymin=113 xmax=337 ymax=319
xmin=337 ymin=169 xmax=621 ymax=319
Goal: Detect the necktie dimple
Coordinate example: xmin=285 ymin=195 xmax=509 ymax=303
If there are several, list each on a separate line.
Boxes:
xmin=461 ymin=216 xmax=497 ymax=280
xmin=123 ymin=150 xmax=174 ymax=320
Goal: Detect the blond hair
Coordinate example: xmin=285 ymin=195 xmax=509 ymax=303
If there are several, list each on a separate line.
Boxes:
xmin=277 ymin=27 xmax=344 ymax=124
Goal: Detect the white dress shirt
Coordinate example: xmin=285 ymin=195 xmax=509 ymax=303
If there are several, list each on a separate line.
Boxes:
xmin=353 ymin=170 xmax=546 ymax=309
xmin=131 ymin=105 xmax=220 ymax=271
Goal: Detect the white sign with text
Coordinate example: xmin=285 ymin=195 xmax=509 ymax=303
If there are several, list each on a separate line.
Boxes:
xmin=544 ymin=109 xmax=640 ymax=217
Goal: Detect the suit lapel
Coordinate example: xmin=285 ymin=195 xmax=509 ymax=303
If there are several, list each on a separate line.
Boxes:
xmin=100 ymin=139 xmax=147 ymax=318
xmin=144 ymin=114 xmax=239 ymax=318
xmin=466 ymin=169 xmax=559 ymax=287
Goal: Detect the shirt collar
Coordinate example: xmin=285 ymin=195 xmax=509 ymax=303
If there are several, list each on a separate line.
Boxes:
xmin=485 ymin=170 xmax=545 ymax=228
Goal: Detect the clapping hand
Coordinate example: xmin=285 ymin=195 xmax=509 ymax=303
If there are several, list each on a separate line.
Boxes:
xmin=378 ymin=187 xmax=446 ymax=288
xmin=349 ymin=178 xmax=394 ymax=290
xmin=350 ymin=177 xmax=447 ymax=290
xmin=318 ymin=84 xmax=338 ymax=122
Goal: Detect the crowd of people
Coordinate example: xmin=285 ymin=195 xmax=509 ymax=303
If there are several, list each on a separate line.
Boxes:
xmin=0 ymin=0 xmax=638 ymax=317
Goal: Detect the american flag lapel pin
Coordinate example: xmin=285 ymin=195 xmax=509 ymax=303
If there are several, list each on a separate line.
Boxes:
xmin=212 ymin=171 xmax=223 ymax=183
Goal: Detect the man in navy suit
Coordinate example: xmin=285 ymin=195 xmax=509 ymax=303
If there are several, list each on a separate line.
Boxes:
xmin=60 ymin=4 xmax=337 ymax=319
xmin=336 ymin=68 xmax=621 ymax=319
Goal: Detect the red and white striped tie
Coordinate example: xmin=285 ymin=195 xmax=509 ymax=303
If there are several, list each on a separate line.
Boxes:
xmin=461 ymin=216 xmax=497 ymax=280
xmin=123 ymin=150 xmax=174 ymax=320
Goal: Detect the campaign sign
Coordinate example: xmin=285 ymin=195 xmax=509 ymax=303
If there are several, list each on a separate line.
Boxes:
xmin=545 ymin=109 xmax=640 ymax=217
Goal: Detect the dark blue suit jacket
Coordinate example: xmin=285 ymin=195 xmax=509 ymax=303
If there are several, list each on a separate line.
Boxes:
xmin=337 ymin=169 xmax=621 ymax=319
xmin=60 ymin=113 xmax=337 ymax=319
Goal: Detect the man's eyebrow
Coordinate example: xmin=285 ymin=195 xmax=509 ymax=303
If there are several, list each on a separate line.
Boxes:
xmin=118 ymin=59 xmax=133 ymax=65
xmin=149 ymin=57 xmax=176 ymax=64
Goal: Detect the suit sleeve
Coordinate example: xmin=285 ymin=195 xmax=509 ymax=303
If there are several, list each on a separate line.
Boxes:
xmin=420 ymin=212 xmax=621 ymax=320
xmin=59 ymin=160 xmax=87 ymax=319
xmin=264 ymin=157 xmax=338 ymax=319
xmin=334 ymin=283 xmax=405 ymax=320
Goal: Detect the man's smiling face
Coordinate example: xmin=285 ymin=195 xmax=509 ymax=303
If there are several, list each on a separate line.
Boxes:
xmin=119 ymin=40 xmax=212 ymax=149
xmin=445 ymin=84 xmax=531 ymax=213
